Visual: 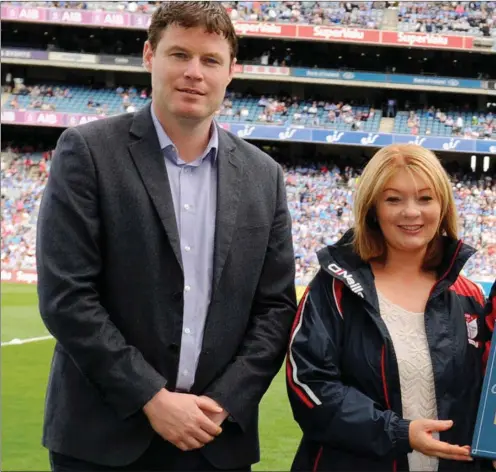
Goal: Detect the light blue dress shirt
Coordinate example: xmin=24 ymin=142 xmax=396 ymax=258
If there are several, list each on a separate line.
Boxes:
xmin=151 ymin=106 xmax=218 ymax=391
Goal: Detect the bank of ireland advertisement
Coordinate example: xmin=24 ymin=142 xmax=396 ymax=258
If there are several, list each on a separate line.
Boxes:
xmin=472 ymin=329 xmax=496 ymax=460
xmin=1 ymin=49 xmax=49 ymax=60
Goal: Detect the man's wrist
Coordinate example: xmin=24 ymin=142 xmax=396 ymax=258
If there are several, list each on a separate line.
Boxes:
xmin=143 ymin=387 xmax=169 ymax=416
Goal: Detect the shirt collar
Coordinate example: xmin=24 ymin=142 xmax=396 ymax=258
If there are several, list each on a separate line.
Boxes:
xmin=150 ymin=103 xmax=218 ymax=165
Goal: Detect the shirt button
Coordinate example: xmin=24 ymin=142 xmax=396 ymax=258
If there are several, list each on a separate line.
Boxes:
xmin=184 ymin=204 xmax=190 ymax=210
xmin=184 ymin=285 xmax=191 ymax=292
xmin=183 ymin=369 xmax=189 ymax=376
xmin=184 ymin=245 xmax=191 ymax=252
xmin=184 ymin=327 xmax=191 ymax=334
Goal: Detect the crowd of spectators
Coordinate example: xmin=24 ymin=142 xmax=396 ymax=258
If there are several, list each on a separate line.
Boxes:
xmin=1 ymin=148 xmax=51 ymax=273
xmin=224 ymin=1 xmax=387 ymax=29
xmin=396 ymin=105 xmax=496 ymax=139
xmin=217 ymin=93 xmax=377 ymax=130
xmin=6 ymin=84 xmax=72 ymax=112
xmin=4 ymin=84 xmax=494 ymax=140
xmin=3 ymin=83 xmax=152 ymax=116
xmin=397 ymin=2 xmax=495 ymax=36
xmin=285 ymin=161 xmax=495 ymax=284
xmin=5 ymin=1 xmax=495 ymax=37
xmin=1 ymin=149 xmax=494 ymax=286
xmin=427 ymin=107 xmax=494 ymax=138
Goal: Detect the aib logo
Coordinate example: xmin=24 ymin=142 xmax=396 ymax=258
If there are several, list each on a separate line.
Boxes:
xmin=360 ymin=133 xmax=381 ymax=145
xmin=325 ymin=131 xmax=344 ymax=143
xmin=408 ymin=136 xmax=427 ymax=146
xmin=278 ymin=128 xmax=298 ymax=140
xmin=237 ymin=126 xmax=255 ymax=138
xmin=442 ymin=138 xmax=460 ymax=150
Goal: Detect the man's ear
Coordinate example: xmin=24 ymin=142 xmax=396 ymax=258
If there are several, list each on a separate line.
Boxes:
xmin=143 ymin=40 xmax=153 ymax=72
xmin=226 ymin=57 xmax=237 ymax=86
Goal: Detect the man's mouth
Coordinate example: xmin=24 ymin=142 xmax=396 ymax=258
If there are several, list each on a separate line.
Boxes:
xmin=177 ymin=88 xmax=205 ymax=96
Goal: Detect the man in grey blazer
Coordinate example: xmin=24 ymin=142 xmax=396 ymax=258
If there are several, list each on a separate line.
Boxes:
xmin=36 ymin=2 xmax=297 ymax=471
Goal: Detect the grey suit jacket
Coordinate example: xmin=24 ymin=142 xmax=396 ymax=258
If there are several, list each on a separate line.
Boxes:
xmin=36 ymin=103 xmax=297 ymax=468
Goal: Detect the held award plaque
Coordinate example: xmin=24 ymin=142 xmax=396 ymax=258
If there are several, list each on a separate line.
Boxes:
xmin=472 ymin=328 xmax=496 ymax=460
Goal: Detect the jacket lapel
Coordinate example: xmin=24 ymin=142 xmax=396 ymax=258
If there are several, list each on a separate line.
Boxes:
xmin=190 ymin=128 xmax=244 ymax=393
xmin=128 ymin=104 xmax=183 ymax=271
xmin=211 ymin=128 xmax=244 ymax=300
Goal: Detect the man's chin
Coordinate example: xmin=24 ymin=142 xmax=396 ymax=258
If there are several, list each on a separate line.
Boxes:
xmin=174 ymin=108 xmax=211 ymax=122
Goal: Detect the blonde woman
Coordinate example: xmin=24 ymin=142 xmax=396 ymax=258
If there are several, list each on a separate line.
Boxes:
xmin=287 ymin=144 xmax=493 ymax=471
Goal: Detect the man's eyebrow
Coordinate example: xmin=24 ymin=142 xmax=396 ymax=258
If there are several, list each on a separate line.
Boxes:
xmin=165 ymin=45 xmax=224 ymax=61
xmin=165 ymin=45 xmax=189 ymax=53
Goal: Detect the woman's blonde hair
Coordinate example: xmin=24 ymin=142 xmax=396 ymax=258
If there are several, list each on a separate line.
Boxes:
xmin=352 ymin=144 xmax=459 ymax=269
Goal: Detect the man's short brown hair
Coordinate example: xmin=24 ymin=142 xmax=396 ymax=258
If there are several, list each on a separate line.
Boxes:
xmin=147 ymin=1 xmax=238 ymax=60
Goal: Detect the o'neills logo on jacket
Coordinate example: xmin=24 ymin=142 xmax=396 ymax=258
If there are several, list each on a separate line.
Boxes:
xmin=328 ymin=264 xmax=365 ymax=298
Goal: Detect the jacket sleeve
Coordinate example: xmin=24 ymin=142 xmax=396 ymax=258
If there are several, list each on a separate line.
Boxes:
xmin=286 ymin=270 xmax=412 ymax=458
xmin=203 ymin=163 xmax=297 ymax=431
xmin=36 ymin=127 xmax=167 ymax=420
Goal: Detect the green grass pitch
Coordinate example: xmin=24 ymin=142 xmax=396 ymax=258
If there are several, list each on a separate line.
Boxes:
xmin=1 ymin=282 xmax=302 ymax=470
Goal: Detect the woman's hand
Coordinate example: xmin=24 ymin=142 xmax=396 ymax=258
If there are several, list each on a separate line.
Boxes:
xmin=409 ymin=419 xmax=473 ymax=462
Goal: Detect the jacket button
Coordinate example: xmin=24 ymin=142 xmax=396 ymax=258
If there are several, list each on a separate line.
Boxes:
xmin=169 ymin=343 xmax=179 ymax=353
xmin=172 ymin=292 xmax=182 ymax=301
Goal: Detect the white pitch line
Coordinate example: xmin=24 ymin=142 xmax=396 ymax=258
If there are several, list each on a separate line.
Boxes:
xmin=1 ymin=335 xmax=53 ymax=346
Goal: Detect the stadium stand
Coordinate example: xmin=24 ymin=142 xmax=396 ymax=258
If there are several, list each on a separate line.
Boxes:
xmin=394 ymin=107 xmax=496 ymax=139
xmin=1 ymin=2 xmax=495 ymax=470
xmin=1 ymin=1 xmax=494 ymax=289
xmin=4 ymin=84 xmax=495 ymax=139
xmin=396 ymin=1 xmax=495 ymax=37
xmin=4 ymin=1 xmax=494 ymax=37
xmin=2 ymin=151 xmax=494 ymax=285
xmin=285 ymin=161 xmax=495 ymax=284
xmin=2 ymin=85 xmax=383 ymax=130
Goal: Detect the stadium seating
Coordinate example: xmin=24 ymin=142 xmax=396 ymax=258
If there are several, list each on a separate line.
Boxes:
xmin=4 ymin=85 xmax=146 ymax=115
xmin=6 ymin=85 xmax=496 ymax=139
xmin=3 ymin=86 xmax=383 ymax=132
xmin=397 ymin=1 xmax=496 ymax=38
xmin=2 ymin=153 xmax=494 ymax=284
xmin=4 ymin=1 xmax=494 ymax=37
xmin=394 ymin=109 xmax=496 ymax=139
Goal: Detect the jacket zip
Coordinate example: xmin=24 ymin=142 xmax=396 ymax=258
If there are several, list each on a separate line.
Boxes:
xmin=428 ymin=240 xmax=463 ymax=299
xmin=312 ymin=445 xmax=324 ymax=472
xmin=379 ymin=240 xmax=463 ymax=472
xmin=381 ymin=344 xmax=398 ymax=472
